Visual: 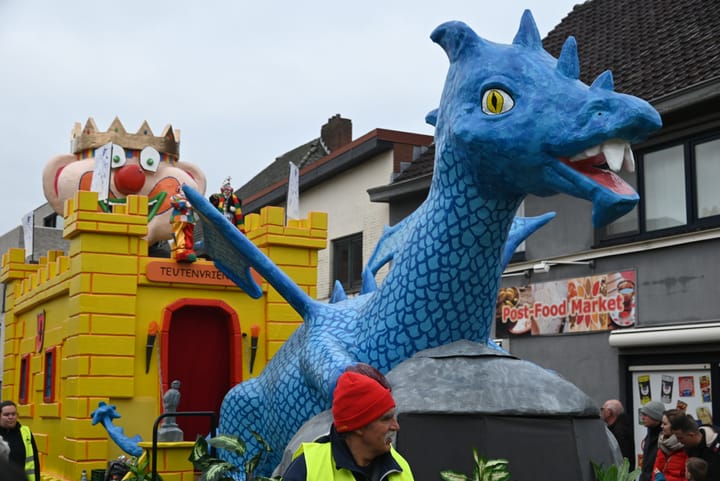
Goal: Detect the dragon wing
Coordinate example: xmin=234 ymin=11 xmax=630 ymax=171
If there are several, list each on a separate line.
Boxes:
xmin=183 ymin=185 xmax=315 ymax=318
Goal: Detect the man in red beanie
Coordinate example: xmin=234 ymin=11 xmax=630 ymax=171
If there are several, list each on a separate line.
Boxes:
xmin=282 ymin=370 xmax=414 ymax=481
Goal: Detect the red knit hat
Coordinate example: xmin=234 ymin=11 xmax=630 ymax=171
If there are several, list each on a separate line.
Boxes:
xmin=332 ymin=371 xmax=396 ymax=432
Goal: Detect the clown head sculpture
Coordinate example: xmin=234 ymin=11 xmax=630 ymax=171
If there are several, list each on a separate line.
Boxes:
xmin=42 ymin=117 xmax=207 ymax=244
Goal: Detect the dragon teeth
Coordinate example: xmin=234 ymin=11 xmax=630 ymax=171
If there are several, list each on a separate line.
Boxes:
xmin=568 ymin=139 xmax=635 ymax=173
xmin=569 ymin=145 xmax=601 ymax=162
xmin=602 ymin=139 xmax=626 ymax=171
xmin=623 ymin=144 xmax=636 ymax=173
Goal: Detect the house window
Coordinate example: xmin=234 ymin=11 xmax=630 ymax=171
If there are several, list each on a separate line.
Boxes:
xmin=44 ymin=347 xmax=57 ymax=403
xmin=19 ymin=354 xmax=30 ymax=404
xmin=599 ymin=133 xmax=720 ymax=243
xmin=333 ymin=233 xmax=363 ymax=292
xmin=696 ymin=138 xmax=720 ymax=219
xmin=43 ymin=213 xmax=63 ymax=229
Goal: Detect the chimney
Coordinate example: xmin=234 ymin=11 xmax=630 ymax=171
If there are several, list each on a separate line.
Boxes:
xmin=320 ymin=114 xmax=352 ymax=152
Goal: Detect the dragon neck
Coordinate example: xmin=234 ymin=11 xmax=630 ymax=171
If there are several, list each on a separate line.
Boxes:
xmin=358 ymin=147 xmax=523 ymax=370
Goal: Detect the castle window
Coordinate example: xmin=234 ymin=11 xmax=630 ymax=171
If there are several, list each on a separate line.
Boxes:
xmin=19 ymin=354 xmax=31 ymax=404
xmin=44 ymin=347 xmax=57 ymax=403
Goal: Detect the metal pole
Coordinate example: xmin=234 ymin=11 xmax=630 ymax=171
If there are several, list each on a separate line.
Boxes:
xmin=151 ymin=411 xmax=217 ymax=481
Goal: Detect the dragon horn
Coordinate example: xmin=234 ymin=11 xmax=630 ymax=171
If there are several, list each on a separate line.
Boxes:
xmin=430 ymin=21 xmax=482 ymax=62
xmin=557 ymin=36 xmax=580 ymax=79
xmin=591 ymin=70 xmax=615 ymax=91
xmin=513 ymin=9 xmax=542 ymax=49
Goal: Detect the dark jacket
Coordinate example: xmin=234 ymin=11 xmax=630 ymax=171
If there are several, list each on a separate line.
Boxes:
xmin=608 ymin=414 xmax=635 ymax=469
xmin=639 ymin=423 xmax=661 ymax=481
xmin=283 ymin=426 xmax=408 ymax=481
xmin=685 ymin=426 xmax=720 ymax=481
xmin=0 ymin=421 xmax=40 ymax=480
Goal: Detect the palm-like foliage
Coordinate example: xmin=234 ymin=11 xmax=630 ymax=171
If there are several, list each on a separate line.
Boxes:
xmin=591 ymin=459 xmax=641 ymax=481
xmin=124 ymin=454 xmax=163 ymax=481
xmin=440 ymin=448 xmax=513 ymax=481
xmin=188 ymin=432 xmax=277 ymax=481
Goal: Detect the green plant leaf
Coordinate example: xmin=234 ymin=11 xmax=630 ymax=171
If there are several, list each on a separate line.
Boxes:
xmin=252 ymin=431 xmax=272 ymax=453
xmin=189 ymin=435 xmax=210 ymax=463
xmin=246 ymin=450 xmax=263 ymax=475
xmin=440 ymin=470 xmax=470 ymax=481
xmin=201 ymin=462 xmax=237 ymax=481
xmin=208 ymin=434 xmax=247 ymax=457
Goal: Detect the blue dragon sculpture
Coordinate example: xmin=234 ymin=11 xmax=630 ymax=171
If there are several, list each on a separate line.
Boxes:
xmin=91 ymin=401 xmax=143 ymax=457
xmin=182 ymin=9 xmax=661 ymax=477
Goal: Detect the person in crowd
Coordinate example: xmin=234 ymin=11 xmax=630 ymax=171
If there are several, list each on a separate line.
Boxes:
xmin=672 ymin=414 xmax=720 ymax=481
xmin=0 ymin=458 xmax=29 ymax=481
xmin=0 ymin=401 xmax=40 ymax=481
xmin=0 ymin=434 xmax=9 ymax=461
xmin=685 ymin=457 xmax=708 ymax=481
xmin=602 ymin=399 xmax=635 ymax=468
xmin=639 ymin=401 xmax=665 ymax=481
xmin=652 ymin=409 xmax=687 ymax=481
xmin=282 ymin=369 xmax=414 ymax=481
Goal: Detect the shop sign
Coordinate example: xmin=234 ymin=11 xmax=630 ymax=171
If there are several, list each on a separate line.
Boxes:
xmin=495 ymin=270 xmax=636 ymax=337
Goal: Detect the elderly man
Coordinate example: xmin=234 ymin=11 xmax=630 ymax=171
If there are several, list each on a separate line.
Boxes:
xmin=602 ymin=399 xmax=634 ymax=468
xmin=283 ymin=370 xmax=414 ymax=481
xmin=671 ymin=414 xmax=720 ymax=481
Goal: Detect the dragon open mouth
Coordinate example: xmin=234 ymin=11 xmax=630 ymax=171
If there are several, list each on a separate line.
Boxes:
xmin=561 ymin=139 xmax=636 ymax=196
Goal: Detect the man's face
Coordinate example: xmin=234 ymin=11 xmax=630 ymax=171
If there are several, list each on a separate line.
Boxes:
xmin=674 ymin=430 xmax=701 ymax=448
xmin=600 ymin=404 xmax=611 ymax=423
xmin=358 ymin=408 xmax=400 ymax=458
xmin=0 ymin=405 xmax=18 ymax=429
xmin=641 ymin=413 xmax=660 ymax=428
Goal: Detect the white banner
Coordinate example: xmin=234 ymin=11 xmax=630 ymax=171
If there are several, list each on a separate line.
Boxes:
xmin=22 ymin=211 xmax=34 ymax=260
xmin=91 ymin=142 xmax=113 ymax=201
xmin=287 ymin=162 xmax=300 ymax=220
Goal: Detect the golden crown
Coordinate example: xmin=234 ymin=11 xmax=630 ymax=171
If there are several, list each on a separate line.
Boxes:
xmin=70 ymin=117 xmax=181 ymax=157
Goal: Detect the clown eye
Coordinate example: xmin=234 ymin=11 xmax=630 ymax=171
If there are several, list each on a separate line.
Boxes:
xmin=140 ymin=146 xmax=160 ymax=172
xmin=481 ymin=88 xmax=514 ymax=115
xmin=111 ymin=144 xmax=126 ymax=168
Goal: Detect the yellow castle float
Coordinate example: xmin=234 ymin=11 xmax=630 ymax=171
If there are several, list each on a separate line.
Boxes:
xmin=1 ymin=120 xmax=328 ymax=481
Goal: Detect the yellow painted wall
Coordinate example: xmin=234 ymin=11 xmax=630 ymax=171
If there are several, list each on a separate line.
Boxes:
xmin=1 ymin=191 xmax=327 ymax=481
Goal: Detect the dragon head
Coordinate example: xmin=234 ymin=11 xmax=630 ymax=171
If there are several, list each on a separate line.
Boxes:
xmin=428 ymin=10 xmax=662 ymax=227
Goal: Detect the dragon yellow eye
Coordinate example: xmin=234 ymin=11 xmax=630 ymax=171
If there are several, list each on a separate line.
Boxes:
xmin=482 ymin=88 xmax=514 ymax=114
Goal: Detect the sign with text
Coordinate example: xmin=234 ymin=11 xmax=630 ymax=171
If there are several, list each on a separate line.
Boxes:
xmin=495 ymin=270 xmax=636 ymax=337
xmin=146 ymin=261 xmax=260 ymax=287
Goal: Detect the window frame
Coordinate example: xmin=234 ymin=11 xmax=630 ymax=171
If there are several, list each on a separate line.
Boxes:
xmin=332 ymin=232 xmax=363 ymax=293
xmin=597 ymin=130 xmax=720 ymax=246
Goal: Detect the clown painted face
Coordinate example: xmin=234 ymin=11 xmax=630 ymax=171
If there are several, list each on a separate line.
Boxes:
xmin=43 ymin=145 xmax=206 ymax=244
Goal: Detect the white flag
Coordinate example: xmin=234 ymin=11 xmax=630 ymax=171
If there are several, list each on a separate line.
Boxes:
xmin=22 ymin=211 xmax=34 ymax=261
xmin=287 ymin=162 xmax=300 ymax=220
xmin=91 ymin=142 xmax=114 ymax=201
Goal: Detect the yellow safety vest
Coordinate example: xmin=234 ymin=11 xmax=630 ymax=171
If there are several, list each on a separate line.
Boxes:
xmin=20 ymin=425 xmax=37 ymax=481
xmin=294 ymin=442 xmax=414 ymax=481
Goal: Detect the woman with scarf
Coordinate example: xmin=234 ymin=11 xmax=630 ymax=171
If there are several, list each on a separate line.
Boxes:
xmin=653 ymin=409 xmax=688 ymax=481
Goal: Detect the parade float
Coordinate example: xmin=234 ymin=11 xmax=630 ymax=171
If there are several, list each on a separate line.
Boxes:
xmin=2 ymin=8 xmax=663 ymax=481
xmin=1 ymin=120 xmax=327 ymax=481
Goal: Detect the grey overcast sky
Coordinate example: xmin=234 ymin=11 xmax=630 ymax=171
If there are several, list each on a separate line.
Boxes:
xmin=0 ymin=0 xmax=580 ymax=234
